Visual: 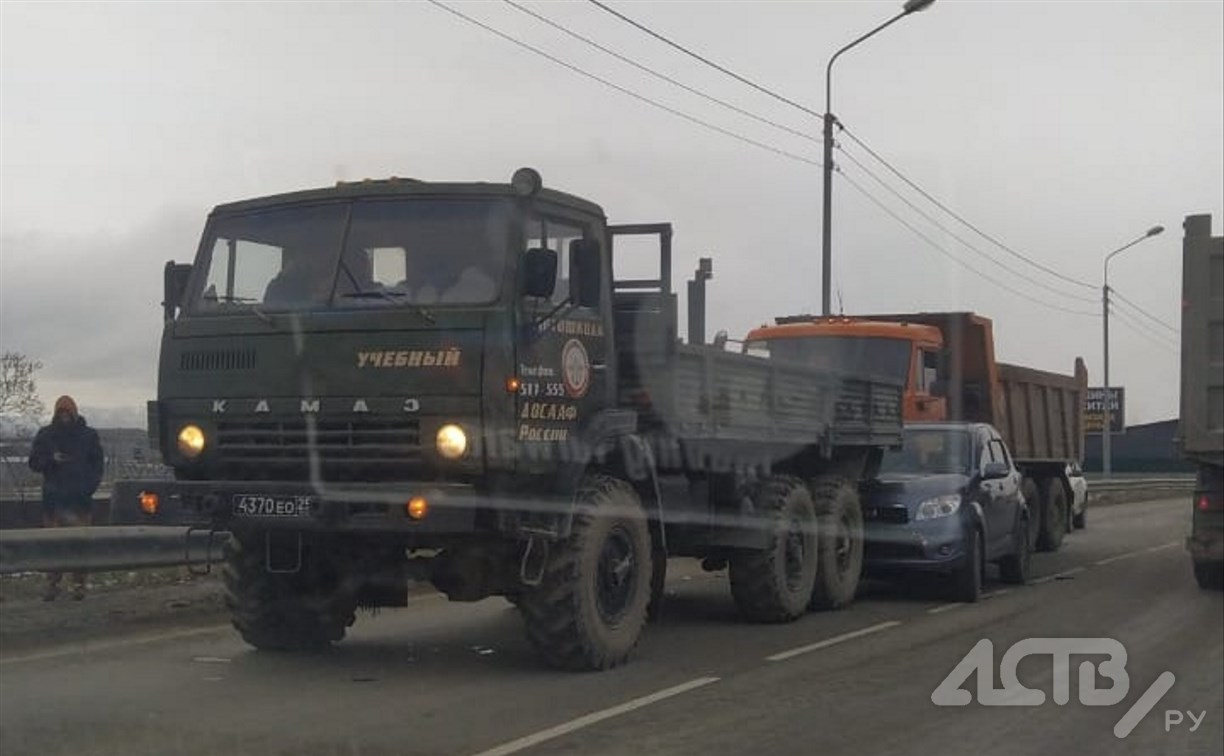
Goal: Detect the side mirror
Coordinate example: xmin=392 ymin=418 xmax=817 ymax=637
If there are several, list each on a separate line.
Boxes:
xmin=982 ymin=461 xmax=1010 ymax=480
xmin=522 ymin=247 xmax=557 ymax=299
xmin=569 ymin=239 xmax=602 ymax=308
xmin=163 ymin=261 xmax=193 ymax=320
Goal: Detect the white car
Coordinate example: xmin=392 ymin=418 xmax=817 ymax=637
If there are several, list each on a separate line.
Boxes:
xmin=1067 ymin=462 xmax=1088 ymax=529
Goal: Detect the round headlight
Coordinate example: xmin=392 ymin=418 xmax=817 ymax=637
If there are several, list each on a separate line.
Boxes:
xmin=436 ymin=424 xmax=468 ymax=459
xmin=177 ymin=424 xmax=206 ymax=459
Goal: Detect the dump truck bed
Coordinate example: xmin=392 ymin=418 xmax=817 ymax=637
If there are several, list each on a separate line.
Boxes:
xmin=1178 ymin=214 xmax=1224 ymax=465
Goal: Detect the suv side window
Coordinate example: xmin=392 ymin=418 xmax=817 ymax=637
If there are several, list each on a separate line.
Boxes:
xmin=988 ymin=438 xmax=1011 ymax=470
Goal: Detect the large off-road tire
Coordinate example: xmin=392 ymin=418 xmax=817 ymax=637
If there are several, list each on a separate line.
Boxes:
xmin=1036 ymin=479 xmax=1068 ymax=553
xmin=1021 ymin=477 xmax=1041 ymax=552
xmin=518 ymin=475 xmax=653 ymax=671
xmin=808 ymin=476 xmax=864 ymax=611
xmin=728 ymin=476 xmax=819 ymax=623
xmin=222 ymin=532 xmax=357 ymax=652
xmin=1193 ymin=560 xmax=1224 ymax=591
xmin=998 ymin=515 xmax=1031 ymax=585
xmin=949 ymin=527 xmax=984 ymax=602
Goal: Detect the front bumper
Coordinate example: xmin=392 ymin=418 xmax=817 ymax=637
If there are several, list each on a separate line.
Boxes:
xmin=110 ymin=478 xmax=509 ymax=537
xmin=863 ymin=516 xmax=967 ymax=575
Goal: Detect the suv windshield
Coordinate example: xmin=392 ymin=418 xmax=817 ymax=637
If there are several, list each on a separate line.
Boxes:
xmin=880 ymin=428 xmax=972 ymax=476
xmin=191 ymin=199 xmax=509 ymax=312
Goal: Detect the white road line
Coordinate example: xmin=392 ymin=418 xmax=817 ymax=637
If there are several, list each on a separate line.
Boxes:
xmin=0 ymin=624 xmax=231 ymax=666
xmin=1054 ymin=566 xmax=1086 ymax=578
xmin=766 ymin=620 xmax=902 ymax=662
xmin=1094 ymin=552 xmax=1140 ymax=566
xmin=468 ymin=676 xmax=720 ymax=756
xmin=926 ymin=603 xmax=964 ymax=615
xmin=1144 ymin=541 xmax=1180 ymax=553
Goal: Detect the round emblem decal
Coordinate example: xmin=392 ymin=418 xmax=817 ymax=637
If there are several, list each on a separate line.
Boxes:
xmin=561 ymin=339 xmax=591 ymax=398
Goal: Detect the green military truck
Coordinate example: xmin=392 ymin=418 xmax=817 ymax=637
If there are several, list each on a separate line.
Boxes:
xmin=112 ymin=169 xmax=905 ymax=669
xmin=1177 ymin=214 xmax=1224 ymax=590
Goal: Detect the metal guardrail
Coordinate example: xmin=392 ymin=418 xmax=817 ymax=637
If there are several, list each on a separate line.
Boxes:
xmin=0 ymin=477 xmax=1198 ymax=575
xmin=0 ymin=527 xmax=229 ymax=575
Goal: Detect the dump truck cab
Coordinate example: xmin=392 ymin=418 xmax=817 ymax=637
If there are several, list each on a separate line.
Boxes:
xmin=744 ymin=316 xmax=945 ymax=421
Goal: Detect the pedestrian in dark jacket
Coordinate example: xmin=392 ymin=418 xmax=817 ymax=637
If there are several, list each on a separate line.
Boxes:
xmin=27 ymin=395 xmax=104 ymax=601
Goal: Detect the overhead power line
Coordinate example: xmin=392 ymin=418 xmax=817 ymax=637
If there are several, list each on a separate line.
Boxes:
xmin=1110 ymin=306 xmax=1179 ymax=353
xmin=1110 ymin=287 xmax=1179 ymax=333
xmin=838 ymin=124 xmax=1098 ymax=292
xmin=585 ymin=0 xmax=823 ymax=119
xmin=427 ymin=1 xmax=823 ymax=169
xmin=835 ymin=142 xmax=1098 ymax=306
xmin=503 ymin=0 xmax=819 ymax=146
xmin=836 ymin=166 xmax=1099 ymax=318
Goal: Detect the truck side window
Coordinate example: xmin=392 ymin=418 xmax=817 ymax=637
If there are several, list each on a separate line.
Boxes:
xmin=917 ymin=349 xmax=939 ymax=393
xmin=989 ymin=439 xmax=1011 ymax=469
xmin=525 ymin=218 xmax=584 ymax=306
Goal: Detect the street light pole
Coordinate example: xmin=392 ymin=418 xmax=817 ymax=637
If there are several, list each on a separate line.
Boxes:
xmin=821 ymin=0 xmax=935 ymax=315
xmin=1101 ymin=225 xmax=1165 ymax=477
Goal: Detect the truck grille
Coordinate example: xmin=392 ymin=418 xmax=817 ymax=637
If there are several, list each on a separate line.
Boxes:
xmin=214 ymin=418 xmax=423 ymax=480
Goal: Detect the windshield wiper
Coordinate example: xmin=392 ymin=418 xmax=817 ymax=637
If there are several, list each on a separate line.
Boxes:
xmin=203 ymin=294 xmax=277 ymax=327
xmin=340 ymin=290 xmax=436 ymax=323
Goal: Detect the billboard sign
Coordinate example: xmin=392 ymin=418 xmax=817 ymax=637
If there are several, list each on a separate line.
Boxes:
xmin=1085 ymin=387 xmax=1125 ymax=435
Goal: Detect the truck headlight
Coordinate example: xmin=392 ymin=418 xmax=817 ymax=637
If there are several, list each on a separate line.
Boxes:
xmin=436 ymin=424 xmax=468 ymax=459
xmin=915 ymin=494 xmax=961 ymax=521
xmin=177 ymin=424 xmax=206 ymax=459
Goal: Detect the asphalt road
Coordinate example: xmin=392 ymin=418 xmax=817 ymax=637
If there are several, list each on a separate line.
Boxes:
xmin=1 ymin=496 xmax=1220 ymax=756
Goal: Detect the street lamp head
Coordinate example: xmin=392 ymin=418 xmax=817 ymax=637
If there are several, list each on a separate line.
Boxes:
xmin=1146 ymin=225 xmax=1164 ymax=237
xmin=903 ymin=0 xmax=936 ymax=14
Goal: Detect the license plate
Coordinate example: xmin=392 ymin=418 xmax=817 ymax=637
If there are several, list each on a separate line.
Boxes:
xmin=232 ymin=494 xmax=316 ymax=518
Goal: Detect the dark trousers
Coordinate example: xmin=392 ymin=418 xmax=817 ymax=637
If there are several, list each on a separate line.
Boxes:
xmin=43 ymin=507 xmax=89 ymax=588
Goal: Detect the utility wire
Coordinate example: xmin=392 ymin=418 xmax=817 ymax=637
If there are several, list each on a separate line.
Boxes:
xmin=427 ymin=1 xmax=823 ymax=169
xmin=837 ymin=166 xmax=1099 ymax=318
xmin=1110 ymin=287 xmax=1178 ymax=333
xmin=503 ymin=0 xmax=819 ymax=145
xmin=1110 ymin=306 xmax=1179 ymax=353
xmin=585 ymin=0 xmax=823 ymax=119
xmin=838 ymin=124 xmax=1098 ymax=292
xmin=836 ymin=143 xmax=1098 ymax=306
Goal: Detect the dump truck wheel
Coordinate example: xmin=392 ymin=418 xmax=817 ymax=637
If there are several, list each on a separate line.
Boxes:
xmin=222 ymin=532 xmax=356 ymax=652
xmin=1036 ymin=479 xmax=1068 ymax=552
xmin=518 ymin=475 xmax=652 ymax=670
xmin=809 ymin=476 xmax=864 ymax=611
xmin=728 ymin=476 xmax=818 ymax=623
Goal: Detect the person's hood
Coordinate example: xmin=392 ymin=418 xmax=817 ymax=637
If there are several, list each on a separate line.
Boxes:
xmin=53 ymin=395 xmax=79 ymax=420
xmin=863 ymin=473 xmax=971 ymax=510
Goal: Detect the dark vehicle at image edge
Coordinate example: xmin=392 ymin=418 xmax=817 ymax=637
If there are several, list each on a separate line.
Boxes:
xmin=110 ymin=168 xmax=907 ymax=670
xmin=861 ymin=423 xmax=1031 ymax=601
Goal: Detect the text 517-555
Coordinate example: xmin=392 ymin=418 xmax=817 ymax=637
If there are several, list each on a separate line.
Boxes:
xmin=519 ymin=382 xmax=566 ymax=398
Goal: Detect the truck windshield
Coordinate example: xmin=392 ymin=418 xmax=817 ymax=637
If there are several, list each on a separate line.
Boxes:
xmin=191 ymin=199 xmax=509 ymax=312
xmin=744 ymin=336 xmax=910 ymax=380
xmin=880 ymin=428 xmax=972 ymax=475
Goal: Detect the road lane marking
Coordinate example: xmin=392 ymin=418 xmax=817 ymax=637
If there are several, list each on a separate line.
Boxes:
xmin=766 ymin=621 xmax=902 ymax=662
xmin=1053 ymin=566 xmax=1086 ymax=578
xmin=927 ymin=603 xmax=964 ymax=615
xmin=468 ymin=676 xmax=720 ymax=756
xmin=1094 ymin=552 xmax=1140 ymax=566
xmin=0 ymin=624 xmax=231 ymax=666
xmin=1144 ymin=541 xmax=1180 ymax=553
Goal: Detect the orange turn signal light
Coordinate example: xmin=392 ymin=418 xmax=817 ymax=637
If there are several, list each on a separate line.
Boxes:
xmin=406 ymin=497 xmax=429 ymax=520
xmin=139 ymin=491 xmax=160 ymax=515
xmin=505 ymin=375 xmax=522 ymax=393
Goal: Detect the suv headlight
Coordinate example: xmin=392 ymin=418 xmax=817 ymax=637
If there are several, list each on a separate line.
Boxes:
xmin=436 ymin=424 xmax=468 ymax=459
xmin=915 ymin=494 xmax=961 ymax=521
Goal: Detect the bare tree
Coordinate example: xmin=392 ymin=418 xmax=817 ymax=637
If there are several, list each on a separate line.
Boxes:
xmin=0 ymin=352 xmax=45 ymax=426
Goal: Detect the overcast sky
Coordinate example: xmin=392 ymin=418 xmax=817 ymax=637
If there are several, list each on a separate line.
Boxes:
xmin=1 ymin=0 xmax=1221 ymax=428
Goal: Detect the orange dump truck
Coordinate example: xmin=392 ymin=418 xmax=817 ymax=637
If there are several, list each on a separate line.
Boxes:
xmin=745 ymin=312 xmax=1087 ymax=552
